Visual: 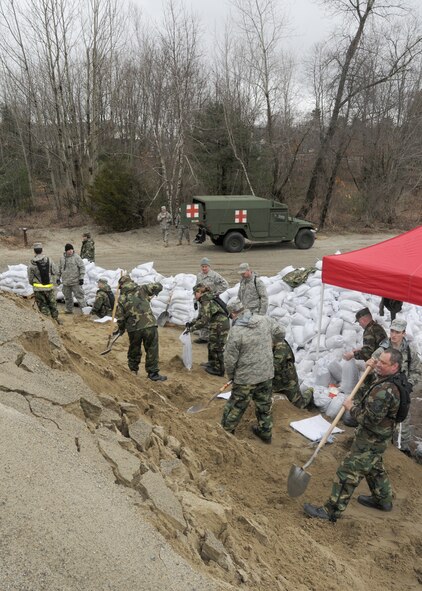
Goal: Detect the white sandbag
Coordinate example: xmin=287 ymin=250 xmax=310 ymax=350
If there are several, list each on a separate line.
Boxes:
xmin=278 ymin=265 xmax=295 ymax=277
xmin=325 ymin=335 xmax=345 ymax=350
xmin=340 ymin=359 xmax=360 ymax=394
xmin=266 ymin=282 xmax=287 ymax=296
xmin=309 ymin=334 xmax=326 ymax=351
xmin=291 ymin=326 xmax=306 ymax=346
xmin=290 ymin=313 xmax=307 ymax=326
xmin=179 ymin=330 xmax=193 ymax=369
xmin=325 ymin=392 xmax=347 ymax=418
xmin=268 ymin=292 xmax=288 ymax=308
xmin=339 ymin=299 xmax=363 ymax=312
xmin=268 ymin=307 xmax=287 ymax=318
xmin=326 ymin=317 xmax=344 ymax=338
xmin=328 ymin=360 xmax=342 ymax=383
xmin=312 ymin=385 xmax=331 ymax=413
xmin=338 ymin=290 xmax=367 ymax=305
xmin=313 ymin=365 xmax=331 ymax=387
xmin=341 ymin=329 xmax=358 ymax=348
xmin=337 ymin=309 xmax=356 ymax=325
xmin=296 ymin=305 xmax=312 ymax=319
xmin=294 ymin=284 xmax=310 ymax=297
xmin=297 ymin=359 xmax=315 ymax=376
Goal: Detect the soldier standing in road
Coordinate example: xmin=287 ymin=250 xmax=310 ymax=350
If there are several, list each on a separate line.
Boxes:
xmin=57 ymin=244 xmax=86 ymax=314
xmin=237 ymin=262 xmax=268 ymax=315
xmin=27 ymin=242 xmax=61 ymax=324
xmin=175 ymin=207 xmax=190 ymax=245
xmin=90 ymin=278 xmax=114 ymax=318
xmin=80 ymin=232 xmax=95 ymax=262
xmin=157 ymin=206 xmax=172 ymax=247
xmin=116 ymin=275 xmax=167 ymax=381
xmin=304 ymin=349 xmax=408 ymax=521
xmin=221 ymin=299 xmax=284 ymax=443
xmin=185 ymin=284 xmax=230 ymax=376
xmin=195 ymin=257 xmax=229 ymax=344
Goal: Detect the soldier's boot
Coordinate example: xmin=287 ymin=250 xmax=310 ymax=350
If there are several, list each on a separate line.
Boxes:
xmin=187 ymin=239 xmax=190 ymax=244
xmin=251 ymin=425 xmax=272 ymax=444
xmin=205 ymin=366 xmax=224 ymax=377
xmin=357 ymin=495 xmax=392 ymax=512
xmin=148 ymin=372 xmax=167 ymax=382
xmin=177 ymin=241 xmax=182 ymax=246
xmin=303 ymin=504 xmax=331 ymax=520
xmin=200 ymin=361 xmax=211 ymax=368
xmin=54 ymin=317 xmax=63 ymax=326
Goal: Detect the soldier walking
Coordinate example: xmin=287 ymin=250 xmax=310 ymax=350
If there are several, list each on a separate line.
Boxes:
xmin=185 ymin=284 xmax=230 ymax=376
xmin=304 ymin=349 xmax=409 ymax=521
xmin=27 ymin=242 xmax=61 ymax=324
xmin=57 ymin=243 xmax=87 ymax=314
xmin=157 ymin=206 xmax=172 ymax=247
xmin=80 ymin=232 xmax=95 ymax=262
xmin=221 ymin=299 xmax=284 ymax=443
xmin=175 ymin=207 xmax=190 ymax=245
xmin=116 ymin=275 xmax=167 ymax=381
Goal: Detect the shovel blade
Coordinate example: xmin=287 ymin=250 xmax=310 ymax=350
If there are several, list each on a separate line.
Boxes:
xmin=186 ymin=402 xmax=207 ymax=414
xmin=287 ymin=464 xmax=311 ymax=498
xmin=157 ymin=311 xmax=169 ymax=327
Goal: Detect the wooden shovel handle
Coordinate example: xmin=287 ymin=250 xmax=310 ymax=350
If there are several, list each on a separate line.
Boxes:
xmin=107 ymin=273 xmax=123 ymax=343
xmin=303 ymin=365 xmax=372 ymax=470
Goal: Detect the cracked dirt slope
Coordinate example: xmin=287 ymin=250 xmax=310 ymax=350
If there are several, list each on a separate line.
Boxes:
xmin=0 ymin=291 xmax=421 ymax=591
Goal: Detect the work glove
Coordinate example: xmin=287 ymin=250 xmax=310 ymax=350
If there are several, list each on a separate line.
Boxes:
xmin=193 ymin=302 xmax=198 ymax=311
xmin=79 ymin=279 xmax=84 ymax=286
xmin=185 ymin=322 xmax=192 ymax=332
xmin=56 ymin=278 xmax=61 ymax=285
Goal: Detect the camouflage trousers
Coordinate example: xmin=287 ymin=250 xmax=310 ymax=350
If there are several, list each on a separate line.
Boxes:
xmin=272 ymin=342 xmax=313 ymax=409
xmin=34 ymin=290 xmax=58 ymax=319
xmin=207 ymin=320 xmax=229 ymax=374
xmin=178 ymin=226 xmax=190 ymax=243
xmin=161 ymin=227 xmax=170 ymax=245
xmin=62 ymin=284 xmax=87 ymax=312
xmin=221 ymin=379 xmax=273 ymax=439
xmin=324 ymin=435 xmax=392 ymax=517
xmin=127 ymin=326 xmax=159 ymax=375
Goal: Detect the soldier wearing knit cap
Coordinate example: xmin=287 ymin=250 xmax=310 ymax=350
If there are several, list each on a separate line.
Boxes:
xmin=58 ymin=243 xmax=86 ymax=314
xmin=27 ymin=243 xmax=61 ymax=323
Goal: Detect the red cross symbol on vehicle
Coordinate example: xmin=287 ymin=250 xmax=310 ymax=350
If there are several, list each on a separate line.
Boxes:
xmin=186 ymin=204 xmax=199 ymax=218
xmin=235 ymin=209 xmax=247 ymax=223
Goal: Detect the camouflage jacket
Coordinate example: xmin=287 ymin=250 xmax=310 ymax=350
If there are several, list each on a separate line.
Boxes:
xmin=354 ymin=320 xmax=387 ymax=361
xmin=27 ymin=254 xmax=58 ymax=291
xmin=58 ymin=253 xmax=85 ymax=285
xmin=157 ymin=211 xmax=172 ymax=229
xmin=117 ymin=280 xmax=162 ymax=332
xmin=175 ymin=213 xmax=190 ymax=229
xmin=80 ymin=239 xmax=95 ymax=262
xmin=196 ymin=269 xmax=228 ymax=295
xmin=350 ymin=375 xmax=400 ymax=442
xmin=373 ymin=337 xmax=422 ymax=386
xmin=190 ymin=292 xmax=229 ymax=331
xmin=238 ymin=272 xmax=268 ymax=315
xmin=224 ymin=311 xmax=284 ymax=385
xmin=91 ymin=286 xmax=113 ymax=318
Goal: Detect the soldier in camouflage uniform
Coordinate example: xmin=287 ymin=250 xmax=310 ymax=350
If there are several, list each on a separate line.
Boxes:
xmin=57 ymin=243 xmax=87 ymax=314
xmin=90 ymin=278 xmax=114 ymax=318
xmin=80 ymin=232 xmax=95 ymax=262
xmin=195 ymin=258 xmax=229 ymax=344
xmin=304 ymin=349 xmax=404 ymax=521
xmin=272 ymin=337 xmax=314 ymax=409
xmin=175 ymin=207 xmax=191 ymax=245
xmin=343 ymin=307 xmax=387 ymax=362
xmin=237 ymin=262 xmax=268 ymax=315
xmin=186 ymin=284 xmax=230 ymax=376
xmin=27 ymin=242 xmax=61 ymax=324
xmin=116 ymin=275 xmax=167 ymax=381
xmin=371 ymin=318 xmax=422 ymax=455
xmin=221 ymin=299 xmax=284 ymax=443
xmin=157 ymin=206 xmax=172 ymax=247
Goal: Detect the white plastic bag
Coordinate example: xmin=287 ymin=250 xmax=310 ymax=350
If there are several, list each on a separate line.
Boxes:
xmin=179 ymin=331 xmax=193 ymax=370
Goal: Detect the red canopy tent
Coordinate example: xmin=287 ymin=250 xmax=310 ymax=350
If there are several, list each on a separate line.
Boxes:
xmin=321 ymin=226 xmax=422 ymax=306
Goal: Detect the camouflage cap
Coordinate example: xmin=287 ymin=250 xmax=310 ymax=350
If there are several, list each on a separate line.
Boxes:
xmin=193 ymin=282 xmax=206 ymax=292
xmin=33 ymin=242 xmax=42 ymax=250
xmin=390 ymin=318 xmax=407 ymax=332
xmin=118 ymin=275 xmax=131 ymax=286
xmin=98 ymin=277 xmax=109 ymax=285
xmin=227 ymin=298 xmax=244 ymax=314
xmin=355 ymin=307 xmax=371 ymax=321
xmin=200 ymin=257 xmax=211 ymax=266
xmin=238 ymin=262 xmax=250 ymax=274
xmin=83 ymin=232 xmax=91 ymax=238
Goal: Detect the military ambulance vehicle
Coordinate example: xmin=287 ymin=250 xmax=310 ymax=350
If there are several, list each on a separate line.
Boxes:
xmin=183 ymin=195 xmax=316 ymax=253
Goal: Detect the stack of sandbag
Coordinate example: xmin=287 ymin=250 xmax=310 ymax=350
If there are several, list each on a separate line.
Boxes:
xmin=83 ymin=262 xmax=124 ymax=305
xmin=0 ymin=264 xmax=33 ymax=297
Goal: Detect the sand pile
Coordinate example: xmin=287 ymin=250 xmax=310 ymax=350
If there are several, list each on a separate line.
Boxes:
xmin=0 ymin=291 xmax=421 ymax=590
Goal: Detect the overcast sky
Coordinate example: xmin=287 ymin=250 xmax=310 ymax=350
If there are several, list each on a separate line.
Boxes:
xmin=135 ymin=0 xmax=332 ymax=53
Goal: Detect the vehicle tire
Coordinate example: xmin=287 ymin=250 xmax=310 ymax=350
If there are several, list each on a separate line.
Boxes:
xmin=210 ymin=236 xmax=224 ymax=246
xmin=223 ymin=232 xmax=245 ymax=253
xmin=294 ymin=229 xmax=315 ymax=250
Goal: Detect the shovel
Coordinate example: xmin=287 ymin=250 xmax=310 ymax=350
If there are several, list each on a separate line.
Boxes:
xmin=287 ymin=365 xmax=372 ymax=498
xmin=187 ymin=380 xmax=232 ymax=414
xmin=100 ymin=331 xmax=121 ymax=355
xmin=157 ymin=291 xmax=173 ymax=327
xmin=104 ymin=277 xmax=122 ymax=350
